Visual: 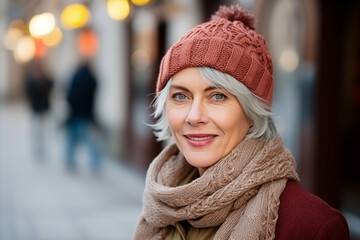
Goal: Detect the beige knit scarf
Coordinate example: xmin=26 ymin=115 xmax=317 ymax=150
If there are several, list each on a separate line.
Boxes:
xmin=134 ymin=136 xmax=299 ymax=240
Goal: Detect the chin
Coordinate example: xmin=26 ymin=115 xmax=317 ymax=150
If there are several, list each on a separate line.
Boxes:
xmin=184 ymin=154 xmax=217 ymax=169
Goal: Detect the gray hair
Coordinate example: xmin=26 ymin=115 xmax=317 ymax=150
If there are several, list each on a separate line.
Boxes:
xmin=151 ymin=67 xmax=277 ymax=141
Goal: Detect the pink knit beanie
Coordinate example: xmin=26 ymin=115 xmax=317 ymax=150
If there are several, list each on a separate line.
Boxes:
xmin=156 ymin=5 xmax=274 ymax=106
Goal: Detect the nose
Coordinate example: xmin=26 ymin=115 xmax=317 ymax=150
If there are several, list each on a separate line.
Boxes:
xmin=185 ymin=100 xmax=207 ymax=125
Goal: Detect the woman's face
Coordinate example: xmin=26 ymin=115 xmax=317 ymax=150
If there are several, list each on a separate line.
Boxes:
xmin=166 ymin=67 xmax=251 ymax=175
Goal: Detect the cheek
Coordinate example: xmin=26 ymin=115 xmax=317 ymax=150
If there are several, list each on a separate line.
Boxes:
xmin=212 ymin=107 xmax=250 ymax=138
xmin=166 ymin=105 xmax=185 ymax=130
xmin=212 ymin=108 xmax=237 ymax=126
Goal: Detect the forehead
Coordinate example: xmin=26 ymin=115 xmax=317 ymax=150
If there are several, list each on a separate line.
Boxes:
xmin=171 ymin=67 xmax=217 ymax=89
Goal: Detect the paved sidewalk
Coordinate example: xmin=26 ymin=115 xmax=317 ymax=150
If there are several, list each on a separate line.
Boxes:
xmin=0 ymin=102 xmax=145 ymax=240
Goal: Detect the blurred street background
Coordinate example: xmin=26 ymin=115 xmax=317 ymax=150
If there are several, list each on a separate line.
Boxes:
xmin=0 ymin=0 xmax=359 ymax=239
xmin=0 ymin=101 xmax=145 ymax=240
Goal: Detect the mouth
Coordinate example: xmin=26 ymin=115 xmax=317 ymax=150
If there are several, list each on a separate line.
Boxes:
xmin=183 ymin=134 xmax=217 ymax=147
xmin=185 ymin=134 xmax=216 ymax=140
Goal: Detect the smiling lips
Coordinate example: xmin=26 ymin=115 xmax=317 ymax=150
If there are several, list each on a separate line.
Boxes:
xmin=184 ymin=134 xmax=217 ymax=147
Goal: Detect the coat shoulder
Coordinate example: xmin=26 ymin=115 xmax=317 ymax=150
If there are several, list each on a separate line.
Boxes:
xmin=275 ymin=181 xmax=350 ymax=240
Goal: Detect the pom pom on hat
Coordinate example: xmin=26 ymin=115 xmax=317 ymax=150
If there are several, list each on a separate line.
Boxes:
xmin=211 ymin=5 xmax=255 ymax=30
xmin=156 ymin=5 xmax=274 ymax=107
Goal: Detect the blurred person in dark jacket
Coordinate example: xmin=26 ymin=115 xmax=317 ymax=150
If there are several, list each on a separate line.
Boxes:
xmin=25 ymin=60 xmax=53 ymax=159
xmin=65 ymin=60 xmax=101 ymax=172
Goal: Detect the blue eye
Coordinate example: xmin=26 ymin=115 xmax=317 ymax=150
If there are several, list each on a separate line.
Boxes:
xmin=213 ymin=93 xmax=225 ymax=100
xmin=172 ymin=93 xmax=187 ymax=100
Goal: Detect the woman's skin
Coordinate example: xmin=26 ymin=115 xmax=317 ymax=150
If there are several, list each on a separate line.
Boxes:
xmin=166 ymin=67 xmax=252 ymax=176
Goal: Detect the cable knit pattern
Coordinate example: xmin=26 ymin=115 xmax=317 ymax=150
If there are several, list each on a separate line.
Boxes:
xmin=156 ymin=5 xmax=274 ymax=106
xmin=134 ymin=136 xmax=299 ymax=239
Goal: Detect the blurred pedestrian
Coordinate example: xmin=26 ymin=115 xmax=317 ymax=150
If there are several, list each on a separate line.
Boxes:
xmin=134 ymin=5 xmax=350 ymax=239
xmin=25 ymin=60 xmax=53 ymax=160
xmin=64 ymin=60 xmax=101 ymax=172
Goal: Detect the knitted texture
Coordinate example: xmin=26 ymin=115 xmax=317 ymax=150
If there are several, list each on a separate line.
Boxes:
xmin=156 ymin=5 xmax=274 ymax=106
xmin=134 ymin=136 xmax=299 ymax=239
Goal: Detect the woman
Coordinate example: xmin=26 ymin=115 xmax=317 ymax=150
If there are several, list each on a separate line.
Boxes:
xmin=134 ymin=5 xmax=350 ymax=240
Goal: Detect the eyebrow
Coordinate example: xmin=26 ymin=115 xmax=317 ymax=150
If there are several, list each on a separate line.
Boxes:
xmin=170 ymin=84 xmax=218 ymax=92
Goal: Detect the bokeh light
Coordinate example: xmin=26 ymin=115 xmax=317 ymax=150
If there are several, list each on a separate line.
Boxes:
xmin=61 ymin=4 xmax=91 ymax=29
xmin=279 ymin=48 xmax=299 ymax=72
xmin=4 ymin=28 xmax=24 ymax=50
xmin=131 ymin=0 xmax=151 ymax=6
xmin=131 ymin=49 xmax=150 ymax=70
xmin=42 ymin=26 xmax=63 ymax=47
xmin=77 ymin=29 xmax=99 ymax=58
xmin=29 ymin=12 xmax=56 ymax=38
xmin=13 ymin=36 xmax=35 ymax=63
xmin=107 ymin=0 xmax=131 ymax=21
xmin=9 ymin=19 xmax=26 ymax=30
xmin=4 ymin=20 xmax=26 ymax=50
xmin=33 ymin=39 xmax=48 ymax=59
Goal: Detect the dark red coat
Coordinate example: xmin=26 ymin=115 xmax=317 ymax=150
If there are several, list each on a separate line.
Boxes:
xmin=276 ymin=181 xmax=350 ymax=240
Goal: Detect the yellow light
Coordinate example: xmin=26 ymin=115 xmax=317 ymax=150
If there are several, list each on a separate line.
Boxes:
xmin=42 ymin=26 xmax=62 ymax=47
xmin=61 ymin=4 xmax=91 ymax=29
xmin=4 ymin=28 xmax=23 ymax=50
xmin=29 ymin=12 xmax=56 ymax=38
xmin=131 ymin=0 xmax=150 ymax=6
xmin=3 ymin=19 xmax=26 ymax=50
xmin=13 ymin=36 xmax=35 ymax=63
xmin=107 ymin=0 xmax=130 ymax=21
xmin=9 ymin=19 xmax=26 ymax=30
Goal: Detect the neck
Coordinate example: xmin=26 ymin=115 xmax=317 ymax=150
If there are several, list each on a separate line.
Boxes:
xmin=198 ymin=167 xmax=207 ymax=176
